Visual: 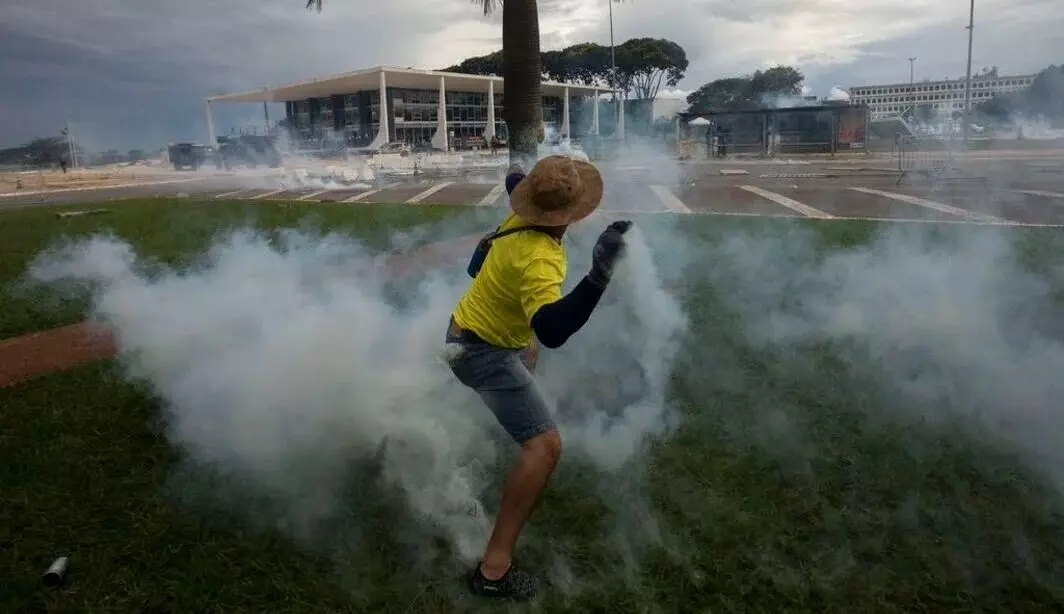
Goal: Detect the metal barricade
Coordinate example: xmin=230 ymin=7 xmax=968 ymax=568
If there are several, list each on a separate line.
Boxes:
xmin=896 ymin=136 xmax=957 ymax=185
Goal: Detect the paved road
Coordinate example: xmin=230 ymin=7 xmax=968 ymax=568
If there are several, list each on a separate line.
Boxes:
xmin=2 ymin=159 xmax=1063 ymax=227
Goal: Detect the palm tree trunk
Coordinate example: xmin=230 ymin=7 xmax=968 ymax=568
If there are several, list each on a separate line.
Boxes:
xmin=502 ymin=0 xmax=542 ymax=168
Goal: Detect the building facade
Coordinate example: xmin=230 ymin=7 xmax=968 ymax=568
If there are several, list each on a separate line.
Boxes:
xmin=285 ymin=89 xmax=566 ymax=149
xmin=206 ymin=66 xmax=608 ymax=152
xmin=848 ymin=73 xmax=1035 ymax=119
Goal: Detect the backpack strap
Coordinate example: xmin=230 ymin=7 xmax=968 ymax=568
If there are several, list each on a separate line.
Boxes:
xmin=483 ymin=225 xmax=555 ymax=244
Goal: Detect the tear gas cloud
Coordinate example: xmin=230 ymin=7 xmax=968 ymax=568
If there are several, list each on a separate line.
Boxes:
xmin=25 ymin=194 xmax=689 ymax=570
xmin=692 ymin=220 xmax=1064 ymax=488
xmin=24 ymin=123 xmax=1064 ymax=599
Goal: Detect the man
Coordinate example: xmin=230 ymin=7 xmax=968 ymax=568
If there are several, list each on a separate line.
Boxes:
xmin=444 ymin=155 xmax=632 ymax=600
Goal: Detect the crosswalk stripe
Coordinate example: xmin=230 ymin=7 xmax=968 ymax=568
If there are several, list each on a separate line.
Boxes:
xmin=344 ymin=183 xmax=396 ymax=202
xmin=406 ymin=182 xmax=455 ymax=204
xmin=1015 ymin=189 xmax=1064 ymax=200
xmin=648 ymin=185 xmax=692 ymax=213
xmin=214 ymin=188 xmax=250 ymax=199
xmin=849 ymin=187 xmax=1005 ymax=223
xmin=477 ymin=184 xmax=507 ymax=207
xmin=252 ymin=188 xmax=287 ymax=200
xmin=739 ymin=185 xmax=833 ymax=219
xmin=298 ymin=189 xmax=330 ymax=201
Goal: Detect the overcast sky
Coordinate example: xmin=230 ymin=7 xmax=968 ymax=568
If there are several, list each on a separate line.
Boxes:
xmin=1 ymin=0 xmax=1061 ymax=150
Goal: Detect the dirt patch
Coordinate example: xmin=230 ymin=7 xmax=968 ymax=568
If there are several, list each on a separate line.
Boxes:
xmin=0 ymin=233 xmax=481 ymax=388
xmin=0 ymin=323 xmax=115 ymax=388
xmin=0 ymin=168 xmax=181 ymax=195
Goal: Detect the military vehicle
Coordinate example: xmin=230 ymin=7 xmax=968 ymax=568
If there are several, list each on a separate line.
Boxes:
xmin=168 ymin=143 xmax=210 ymax=170
xmin=214 ymin=134 xmax=282 ymax=170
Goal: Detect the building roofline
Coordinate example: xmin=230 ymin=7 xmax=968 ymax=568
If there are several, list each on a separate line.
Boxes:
xmin=847 ymin=73 xmax=1037 ymax=91
xmin=207 ymin=65 xmax=600 ymax=103
xmin=680 ymin=104 xmax=864 ymax=118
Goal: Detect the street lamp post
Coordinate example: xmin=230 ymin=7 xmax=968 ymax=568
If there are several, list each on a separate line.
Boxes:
xmin=962 ymin=0 xmax=975 ymax=145
xmin=908 ymin=57 xmax=917 ymax=118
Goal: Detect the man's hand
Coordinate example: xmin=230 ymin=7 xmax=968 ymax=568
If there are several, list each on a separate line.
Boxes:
xmin=587 ymin=220 xmax=633 ymax=288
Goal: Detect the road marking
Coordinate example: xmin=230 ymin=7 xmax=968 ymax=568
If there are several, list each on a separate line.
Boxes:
xmin=738 ymin=185 xmax=833 ymax=219
xmin=477 ymin=184 xmax=506 ymax=207
xmin=298 ymin=189 xmax=330 ymax=201
xmin=251 ymin=188 xmax=287 ymax=200
xmin=214 ymin=188 xmax=250 ymax=199
xmin=648 ymin=185 xmax=692 ymax=213
xmin=1015 ymin=189 xmax=1064 ymax=200
xmin=344 ymin=183 xmax=396 ymax=202
xmin=848 ymin=186 xmax=1006 ymax=223
xmin=600 ymin=208 xmax=1064 ymax=228
xmin=406 ymin=181 xmax=455 ymax=204
xmin=0 ymin=177 xmax=202 ymax=198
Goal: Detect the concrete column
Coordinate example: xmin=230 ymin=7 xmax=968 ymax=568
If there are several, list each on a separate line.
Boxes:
xmin=369 ymin=70 xmax=389 ymax=149
xmin=484 ymin=80 xmax=496 ymax=143
xmin=205 ymin=100 xmax=217 ymax=146
xmin=591 ymin=91 xmax=600 ymax=135
xmin=431 ymin=75 xmax=449 ymax=151
xmin=562 ymin=87 xmax=571 ymax=139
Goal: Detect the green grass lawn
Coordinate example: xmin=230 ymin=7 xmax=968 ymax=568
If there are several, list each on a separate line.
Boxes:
xmin=5 ymin=204 xmax=1064 ymax=612
xmin=0 ymin=197 xmax=483 ymax=339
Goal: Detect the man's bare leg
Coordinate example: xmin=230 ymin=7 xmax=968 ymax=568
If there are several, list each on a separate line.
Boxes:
xmin=480 ymin=428 xmax=562 ymax=579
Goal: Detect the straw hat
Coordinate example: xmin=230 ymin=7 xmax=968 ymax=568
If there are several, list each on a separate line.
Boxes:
xmin=509 ymin=155 xmax=604 ymax=226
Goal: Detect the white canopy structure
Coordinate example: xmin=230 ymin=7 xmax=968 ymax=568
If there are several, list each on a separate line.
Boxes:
xmin=205 ymin=66 xmax=611 ymax=150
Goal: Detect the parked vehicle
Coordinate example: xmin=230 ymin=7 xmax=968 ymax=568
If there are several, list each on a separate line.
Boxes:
xmin=167 ymin=143 xmax=210 ymax=170
xmin=214 ymin=135 xmax=282 ymax=169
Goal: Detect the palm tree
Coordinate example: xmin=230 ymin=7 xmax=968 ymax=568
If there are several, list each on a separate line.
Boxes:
xmin=305 ymin=0 xmax=543 ymax=167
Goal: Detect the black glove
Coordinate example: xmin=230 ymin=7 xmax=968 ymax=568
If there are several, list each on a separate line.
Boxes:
xmin=587 ymin=220 xmax=633 ymax=288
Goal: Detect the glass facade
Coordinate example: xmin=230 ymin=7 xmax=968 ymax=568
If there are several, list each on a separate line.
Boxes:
xmin=285 ymin=86 xmax=572 ymax=150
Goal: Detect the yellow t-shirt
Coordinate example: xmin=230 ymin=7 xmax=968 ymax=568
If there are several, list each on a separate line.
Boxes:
xmin=452 ymin=213 xmax=567 ymax=349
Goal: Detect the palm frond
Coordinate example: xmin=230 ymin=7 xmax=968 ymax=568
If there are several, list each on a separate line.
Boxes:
xmin=475 ymin=0 xmax=499 ymax=17
xmin=305 ymin=0 xmax=322 ymax=12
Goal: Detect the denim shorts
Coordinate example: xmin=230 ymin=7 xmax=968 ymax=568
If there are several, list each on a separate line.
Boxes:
xmin=444 ymin=318 xmax=556 ymax=444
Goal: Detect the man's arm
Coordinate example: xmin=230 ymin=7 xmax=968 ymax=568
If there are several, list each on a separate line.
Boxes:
xmin=529 ymin=276 xmax=606 ymax=349
xmin=521 ymin=221 xmax=632 ymax=350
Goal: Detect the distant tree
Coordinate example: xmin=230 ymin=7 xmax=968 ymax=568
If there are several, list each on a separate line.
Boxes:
xmin=614 ymin=38 xmax=689 ymax=100
xmin=686 ymin=66 xmax=805 ymax=112
xmin=973 ymin=64 xmax=1064 ymax=124
xmin=446 ymin=49 xmax=504 ymax=76
xmin=685 ymin=77 xmax=753 ymax=112
xmin=447 ymin=37 xmax=688 ymax=101
xmin=553 ymin=43 xmax=613 ymax=86
xmin=913 ymin=103 xmax=936 ymax=124
xmin=1025 ymin=64 xmax=1064 ymax=119
xmin=0 ymin=136 xmax=68 ymax=167
xmin=749 ymin=66 xmax=804 ymax=99
xmin=974 ymin=94 xmax=1013 ymax=124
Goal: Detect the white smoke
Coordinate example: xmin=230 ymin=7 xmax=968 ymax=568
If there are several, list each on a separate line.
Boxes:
xmin=827 ymin=86 xmax=851 ymax=102
xmin=694 ymin=221 xmax=1064 ymax=488
xmin=25 ymin=210 xmax=688 ymax=571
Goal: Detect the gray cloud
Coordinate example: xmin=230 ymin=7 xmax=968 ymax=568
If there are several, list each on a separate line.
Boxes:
xmin=0 ymin=0 xmax=1061 ymax=150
